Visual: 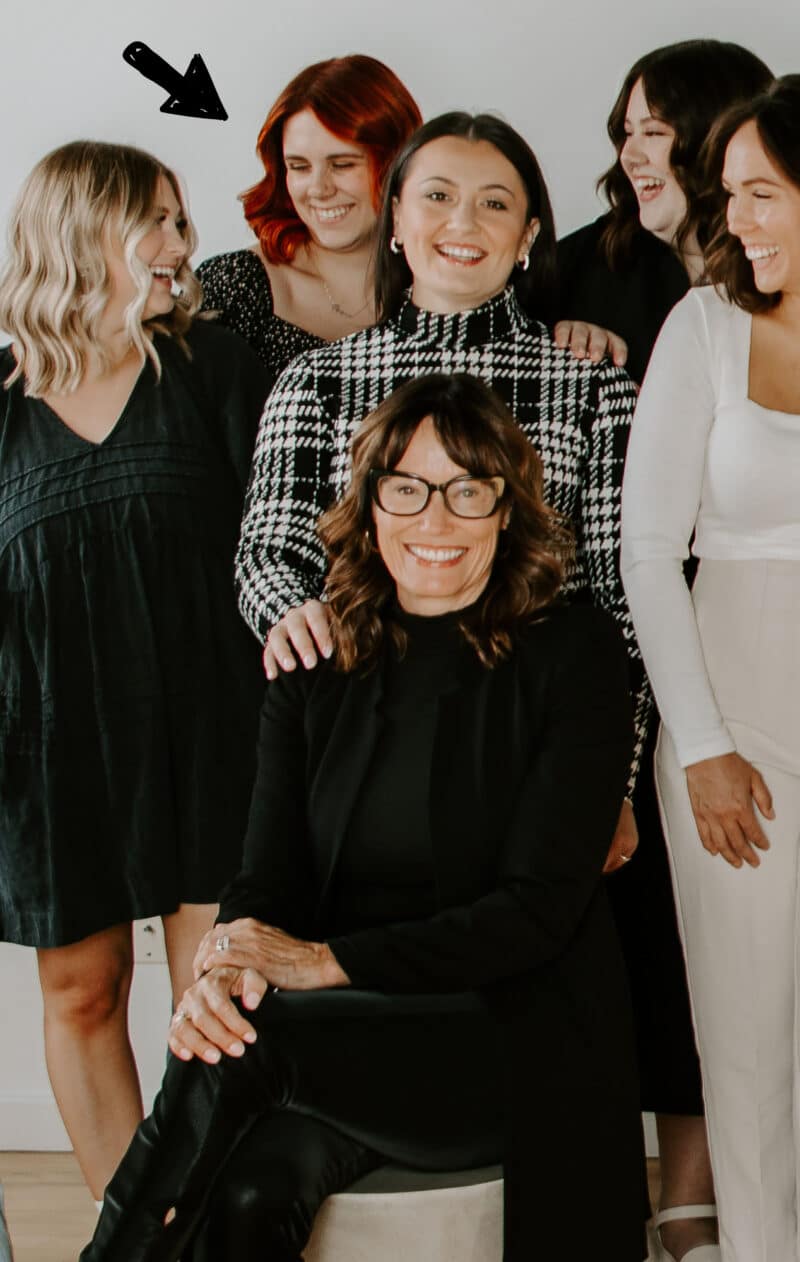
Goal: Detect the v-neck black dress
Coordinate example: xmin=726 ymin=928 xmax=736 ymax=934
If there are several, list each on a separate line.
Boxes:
xmin=0 ymin=322 xmax=270 ymax=947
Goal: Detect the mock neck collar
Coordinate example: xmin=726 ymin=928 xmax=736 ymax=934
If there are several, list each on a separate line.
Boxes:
xmin=394 ymin=285 xmax=528 ymax=349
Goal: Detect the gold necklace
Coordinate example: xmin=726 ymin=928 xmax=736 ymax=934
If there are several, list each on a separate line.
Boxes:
xmin=309 ymin=246 xmax=371 ymax=320
xmin=319 ymin=278 xmax=371 ymax=320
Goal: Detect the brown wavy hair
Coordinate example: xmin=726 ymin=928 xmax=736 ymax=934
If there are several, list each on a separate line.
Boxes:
xmin=598 ymin=41 xmax=772 ymax=269
xmin=704 ymin=75 xmax=800 ymax=313
xmin=318 ymin=372 xmax=573 ymax=671
xmin=240 ymin=55 xmax=421 ymax=264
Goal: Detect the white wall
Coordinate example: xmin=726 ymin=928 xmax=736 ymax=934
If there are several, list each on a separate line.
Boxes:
xmin=0 ymin=0 xmax=797 ymax=1152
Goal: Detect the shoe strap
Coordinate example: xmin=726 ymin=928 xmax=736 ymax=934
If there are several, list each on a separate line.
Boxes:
xmin=655 ymin=1204 xmax=717 ymax=1227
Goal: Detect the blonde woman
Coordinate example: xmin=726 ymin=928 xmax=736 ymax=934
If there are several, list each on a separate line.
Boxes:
xmin=0 ymin=142 xmax=269 ymax=1201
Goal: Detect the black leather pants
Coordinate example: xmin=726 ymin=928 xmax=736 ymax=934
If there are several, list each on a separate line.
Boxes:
xmin=81 ymin=989 xmax=502 ymax=1261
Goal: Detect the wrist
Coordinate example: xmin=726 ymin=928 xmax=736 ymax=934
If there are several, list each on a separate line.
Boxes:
xmin=317 ymin=942 xmax=350 ymax=988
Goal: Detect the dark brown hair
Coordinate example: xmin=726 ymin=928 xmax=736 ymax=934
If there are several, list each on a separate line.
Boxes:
xmin=599 ymin=40 xmax=772 ymax=268
xmin=318 ymin=372 xmax=572 ymax=671
xmin=373 ymin=112 xmax=558 ymax=324
xmin=704 ymin=75 xmax=800 ymax=313
xmin=240 ymin=55 xmax=421 ymax=264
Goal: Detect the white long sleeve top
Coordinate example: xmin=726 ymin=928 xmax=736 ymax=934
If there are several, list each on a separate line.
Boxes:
xmin=621 ymin=286 xmax=800 ymax=768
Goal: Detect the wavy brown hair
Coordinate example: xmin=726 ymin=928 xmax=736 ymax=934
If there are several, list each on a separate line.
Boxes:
xmin=599 ymin=41 xmax=772 ymax=269
xmin=704 ymin=75 xmax=800 ymax=313
xmin=318 ymin=372 xmax=573 ymax=671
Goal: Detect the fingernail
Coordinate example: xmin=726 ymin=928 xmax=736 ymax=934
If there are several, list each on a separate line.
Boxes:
xmin=179 ymin=1048 xmax=192 ymax=1061
xmin=303 ymin=655 xmax=315 ymax=668
xmin=204 ymin=1048 xmax=221 ymax=1064
xmin=228 ymin=1041 xmax=245 ymax=1057
xmin=244 ymin=991 xmax=261 ymax=1009
xmin=283 ymin=658 xmax=295 ymax=670
xmin=266 ymin=669 xmax=275 ymax=681
xmin=322 ymin=644 xmax=333 ymax=659
xmin=243 ymin=1031 xmax=257 ymax=1043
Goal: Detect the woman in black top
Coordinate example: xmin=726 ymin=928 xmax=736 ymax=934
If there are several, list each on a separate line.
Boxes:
xmin=0 ymin=142 xmax=269 ymax=1203
xmin=83 ymin=371 xmax=647 ymax=1262
xmin=558 ymin=41 xmax=773 ymax=1262
xmin=558 ymin=40 xmax=772 ymax=383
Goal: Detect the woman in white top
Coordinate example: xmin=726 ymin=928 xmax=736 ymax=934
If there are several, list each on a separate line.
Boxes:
xmin=621 ymin=75 xmax=800 ymax=1262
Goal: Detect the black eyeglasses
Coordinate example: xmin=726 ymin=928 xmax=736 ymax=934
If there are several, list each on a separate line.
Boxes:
xmin=369 ymin=469 xmax=506 ymax=519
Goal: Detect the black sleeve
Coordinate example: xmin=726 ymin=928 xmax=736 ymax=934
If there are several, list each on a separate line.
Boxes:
xmin=328 ymin=613 xmax=633 ymax=992
xmin=217 ymin=670 xmax=317 ymax=936
xmin=194 ymin=323 xmax=274 ymax=492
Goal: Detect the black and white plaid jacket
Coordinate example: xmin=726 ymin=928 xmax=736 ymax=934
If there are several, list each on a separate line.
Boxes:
xmin=236 ymin=285 xmax=650 ymax=787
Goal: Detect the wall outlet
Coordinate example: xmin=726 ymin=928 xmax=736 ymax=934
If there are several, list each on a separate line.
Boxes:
xmin=133 ymin=918 xmax=167 ymax=964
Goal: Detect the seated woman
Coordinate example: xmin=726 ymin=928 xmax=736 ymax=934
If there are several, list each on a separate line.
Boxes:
xmin=82 ymin=372 xmax=648 ymax=1262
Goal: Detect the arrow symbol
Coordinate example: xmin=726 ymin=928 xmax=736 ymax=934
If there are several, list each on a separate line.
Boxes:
xmin=123 ymin=42 xmax=228 ymax=121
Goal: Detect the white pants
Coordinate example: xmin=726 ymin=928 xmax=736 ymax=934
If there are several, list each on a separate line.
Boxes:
xmin=656 ymin=560 xmax=800 ymax=1262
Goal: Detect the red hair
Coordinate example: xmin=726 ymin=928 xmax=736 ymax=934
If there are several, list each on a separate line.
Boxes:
xmin=241 ymin=55 xmax=421 ymax=264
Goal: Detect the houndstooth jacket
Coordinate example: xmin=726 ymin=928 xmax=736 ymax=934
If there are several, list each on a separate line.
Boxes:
xmin=235 ymin=285 xmax=650 ymax=787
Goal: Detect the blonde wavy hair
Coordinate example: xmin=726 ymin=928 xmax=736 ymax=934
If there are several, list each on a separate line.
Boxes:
xmin=0 ymin=140 xmax=202 ymax=396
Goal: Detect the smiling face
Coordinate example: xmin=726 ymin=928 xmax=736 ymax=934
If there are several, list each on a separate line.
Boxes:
xmin=723 ymin=119 xmax=800 ymax=299
xmin=373 ymin=416 xmax=507 ymax=615
xmin=391 ymin=136 xmax=538 ymax=313
xmin=100 ymin=174 xmax=188 ymax=339
xmin=620 ymin=77 xmax=687 ymax=245
xmin=282 ymin=108 xmax=376 ymax=252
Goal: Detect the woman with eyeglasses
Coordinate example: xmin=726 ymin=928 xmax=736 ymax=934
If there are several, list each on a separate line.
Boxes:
xmin=237 ymin=111 xmax=647 ymax=882
xmin=84 ymin=372 xmax=647 ymax=1262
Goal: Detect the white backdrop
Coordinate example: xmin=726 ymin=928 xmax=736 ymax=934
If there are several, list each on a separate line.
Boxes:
xmin=0 ymin=0 xmax=794 ymax=267
xmin=0 ymin=0 xmax=796 ymax=1152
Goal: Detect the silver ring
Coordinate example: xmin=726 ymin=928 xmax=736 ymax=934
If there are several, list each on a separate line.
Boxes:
xmin=619 ymin=854 xmax=630 ymax=863
xmin=173 ymin=1009 xmax=190 ymax=1025
xmin=215 ymin=934 xmax=230 ymax=952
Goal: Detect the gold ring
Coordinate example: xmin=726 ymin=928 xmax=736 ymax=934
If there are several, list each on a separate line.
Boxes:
xmin=173 ymin=1009 xmax=190 ymax=1025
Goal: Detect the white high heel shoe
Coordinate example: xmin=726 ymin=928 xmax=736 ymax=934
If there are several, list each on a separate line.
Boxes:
xmin=653 ymin=1204 xmax=720 ymax=1262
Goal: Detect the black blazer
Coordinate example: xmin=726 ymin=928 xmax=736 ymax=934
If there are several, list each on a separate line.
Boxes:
xmin=220 ymin=601 xmax=648 ymax=1260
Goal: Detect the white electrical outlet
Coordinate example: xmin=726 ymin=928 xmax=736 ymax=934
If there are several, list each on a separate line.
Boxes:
xmin=133 ymin=918 xmax=167 ymax=964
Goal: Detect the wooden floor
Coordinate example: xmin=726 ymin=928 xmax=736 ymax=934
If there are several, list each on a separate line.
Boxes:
xmin=0 ymin=1151 xmax=662 ymax=1259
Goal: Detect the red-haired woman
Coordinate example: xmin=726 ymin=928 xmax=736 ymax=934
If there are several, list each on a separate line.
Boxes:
xmin=196 ymin=56 xmax=623 ymax=380
xmin=196 ymin=55 xmax=422 ymax=378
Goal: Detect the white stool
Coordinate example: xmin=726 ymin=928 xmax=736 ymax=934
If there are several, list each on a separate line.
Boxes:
xmin=303 ymin=1163 xmax=503 ymax=1262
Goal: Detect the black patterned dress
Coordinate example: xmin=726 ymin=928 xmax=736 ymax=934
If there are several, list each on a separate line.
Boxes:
xmin=0 ymin=323 xmax=270 ymax=947
xmin=196 ymin=249 xmax=324 ymax=379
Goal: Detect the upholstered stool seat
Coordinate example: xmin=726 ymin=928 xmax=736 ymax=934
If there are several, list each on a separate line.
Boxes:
xmin=303 ymin=1163 xmax=503 ymax=1262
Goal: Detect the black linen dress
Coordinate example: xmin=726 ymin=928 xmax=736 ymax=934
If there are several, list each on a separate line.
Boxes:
xmin=196 ymin=249 xmax=324 ymax=378
xmin=558 ymin=212 xmax=702 ymax=1116
xmin=0 ymin=322 xmax=269 ymax=947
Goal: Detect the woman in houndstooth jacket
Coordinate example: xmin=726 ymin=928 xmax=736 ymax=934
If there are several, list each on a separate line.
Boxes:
xmin=236 ymin=112 xmax=649 ymax=813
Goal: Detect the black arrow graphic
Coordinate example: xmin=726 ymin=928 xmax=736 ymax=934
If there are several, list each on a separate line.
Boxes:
xmin=123 ymin=42 xmax=228 ymax=121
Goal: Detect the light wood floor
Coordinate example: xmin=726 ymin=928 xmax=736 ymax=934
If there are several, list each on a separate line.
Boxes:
xmin=0 ymin=1151 xmax=663 ymax=1260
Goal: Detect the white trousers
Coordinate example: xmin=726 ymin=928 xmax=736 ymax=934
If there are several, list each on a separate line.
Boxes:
xmin=656 ymin=560 xmax=800 ymax=1262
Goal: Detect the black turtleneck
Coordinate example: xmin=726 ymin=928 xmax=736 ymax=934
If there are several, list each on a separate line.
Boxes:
xmin=325 ymin=606 xmax=471 ymax=937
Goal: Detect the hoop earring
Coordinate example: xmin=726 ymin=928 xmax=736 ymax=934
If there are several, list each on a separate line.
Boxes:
xmin=516 ymin=253 xmax=530 ymax=272
xmin=390 ymin=236 xmax=403 ymax=255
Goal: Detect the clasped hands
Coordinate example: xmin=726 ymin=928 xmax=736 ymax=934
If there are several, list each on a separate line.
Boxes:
xmin=168 ymin=919 xmax=349 ymax=1064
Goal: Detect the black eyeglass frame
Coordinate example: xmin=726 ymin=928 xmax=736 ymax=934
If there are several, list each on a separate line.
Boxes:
xmin=368 ymin=468 xmax=507 ymax=519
